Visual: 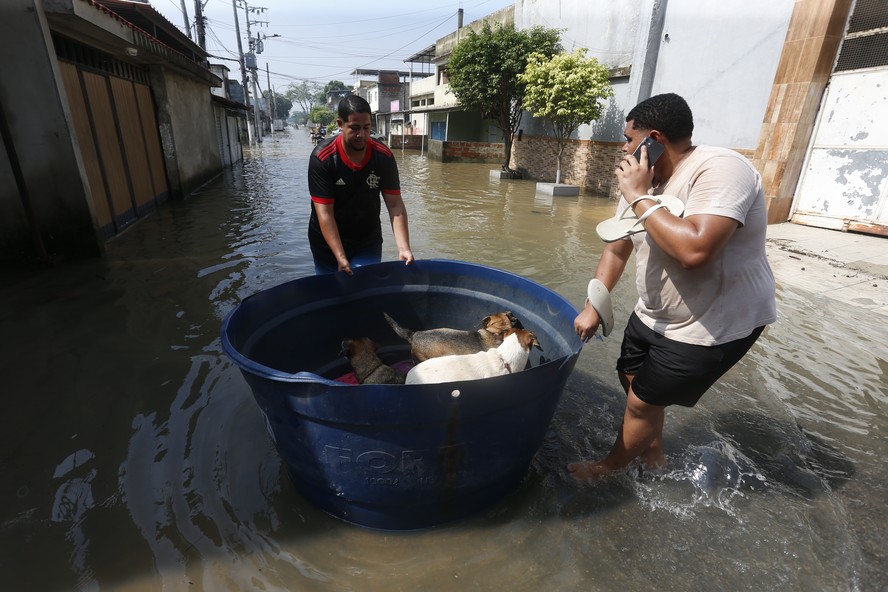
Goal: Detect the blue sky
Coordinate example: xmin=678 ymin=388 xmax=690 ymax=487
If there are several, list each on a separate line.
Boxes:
xmin=149 ymin=0 xmax=514 ymax=90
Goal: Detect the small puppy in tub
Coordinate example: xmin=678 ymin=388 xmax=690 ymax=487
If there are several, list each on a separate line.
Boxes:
xmin=340 ymin=337 xmax=407 ymax=385
xmin=405 ymin=328 xmax=541 ymax=385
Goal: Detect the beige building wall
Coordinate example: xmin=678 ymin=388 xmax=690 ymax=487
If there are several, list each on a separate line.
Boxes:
xmin=151 ymin=69 xmax=223 ymax=198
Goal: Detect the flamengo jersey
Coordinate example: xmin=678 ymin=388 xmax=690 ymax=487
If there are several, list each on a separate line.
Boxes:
xmin=308 ymin=134 xmax=401 ymax=252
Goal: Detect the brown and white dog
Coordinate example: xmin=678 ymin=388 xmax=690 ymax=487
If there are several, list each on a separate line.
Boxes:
xmin=404 ymin=328 xmax=542 ymax=385
xmin=384 ymin=311 xmax=523 ymax=363
xmin=340 ymin=337 xmax=406 ymax=385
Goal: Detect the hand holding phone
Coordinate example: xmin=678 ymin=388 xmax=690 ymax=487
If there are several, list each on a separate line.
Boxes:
xmin=632 ymin=137 xmax=665 ymax=168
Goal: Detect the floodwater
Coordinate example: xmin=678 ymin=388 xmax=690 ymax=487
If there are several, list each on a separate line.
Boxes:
xmin=2 ymin=130 xmax=886 ymax=591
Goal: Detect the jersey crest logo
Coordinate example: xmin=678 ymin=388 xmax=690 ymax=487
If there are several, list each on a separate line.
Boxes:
xmin=336 ymin=178 xmax=346 ymax=185
xmin=366 ymin=172 xmax=380 ymax=189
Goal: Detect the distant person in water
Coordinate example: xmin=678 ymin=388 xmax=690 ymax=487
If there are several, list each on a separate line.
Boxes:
xmin=307 ymin=95 xmax=414 ymax=274
xmin=568 ymin=93 xmax=776 ymax=480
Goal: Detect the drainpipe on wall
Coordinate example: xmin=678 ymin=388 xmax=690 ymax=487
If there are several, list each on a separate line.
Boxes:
xmin=630 ymin=0 xmax=669 ymax=104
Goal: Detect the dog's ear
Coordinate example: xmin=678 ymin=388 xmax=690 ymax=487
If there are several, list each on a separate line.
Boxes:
xmin=483 ymin=313 xmax=514 ymax=333
xmin=518 ymin=330 xmax=543 ymax=351
xmin=506 ymin=311 xmax=524 ymax=329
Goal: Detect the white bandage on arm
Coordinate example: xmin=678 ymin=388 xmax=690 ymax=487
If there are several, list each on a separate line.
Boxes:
xmin=586 ymin=278 xmax=614 ymax=337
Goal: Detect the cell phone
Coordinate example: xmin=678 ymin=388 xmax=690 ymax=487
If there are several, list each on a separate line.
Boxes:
xmin=632 ymin=137 xmax=665 ymax=168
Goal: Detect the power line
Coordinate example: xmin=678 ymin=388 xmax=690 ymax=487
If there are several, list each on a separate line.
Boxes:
xmin=354 ymin=11 xmax=456 ymax=71
xmin=194 ymin=0 xmax=513 ymax=82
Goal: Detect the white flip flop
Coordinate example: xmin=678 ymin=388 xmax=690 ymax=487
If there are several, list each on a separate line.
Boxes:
xmin=585 ymin=278 xmax=614 ymax=337
xmin=596 ymin=194 xmax=685 ymax=243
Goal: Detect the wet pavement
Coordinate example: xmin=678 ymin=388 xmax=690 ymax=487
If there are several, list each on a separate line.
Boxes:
xmin=766 ymin=222 xmax=888 ymax=318
xmin=1 ymin=129 xmax=886 ymax=591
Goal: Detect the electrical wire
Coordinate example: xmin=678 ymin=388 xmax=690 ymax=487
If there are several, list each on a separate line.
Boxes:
xmin=185 ymin=0 xmax=514 ymax=82
xmin=354 ymin=11 xmax=455 ymax=71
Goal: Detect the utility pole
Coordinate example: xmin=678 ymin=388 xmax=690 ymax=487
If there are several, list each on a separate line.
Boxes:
xmin=250 ymin=69 xmax=262 ymax=143
xmin=245 ymin=4 xmax=268 ymax=143
xmin=267 ymin=62 xmax=275 ymax=138
xmin=232 ymin=0 xmax=274 ymax=144
xmin=193 ymin=0 xmax=206 ymax=50
xmin=179 ymin=0 xmax=192 ymax=39
xmin=244 ymin=3 xmax=259 ymax=142
xmin=231 ymin=0 xmax=253 ymax=145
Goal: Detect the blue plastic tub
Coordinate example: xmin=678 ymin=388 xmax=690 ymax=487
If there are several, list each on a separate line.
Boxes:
xmin=221 ymin=259 xmax=582 ymax=529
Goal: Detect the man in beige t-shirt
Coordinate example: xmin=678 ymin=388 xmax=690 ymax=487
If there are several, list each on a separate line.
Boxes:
xmin=569 ymin=93 xmax=776 ymax=481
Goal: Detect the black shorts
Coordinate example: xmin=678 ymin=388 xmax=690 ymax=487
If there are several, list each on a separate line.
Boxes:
xmin=617 ymin=312 xmax=765 ymax=408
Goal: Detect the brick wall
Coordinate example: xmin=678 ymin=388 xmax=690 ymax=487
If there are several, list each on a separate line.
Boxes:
xmin=512 ymin=136 xmax=756 ymax=198
xmin=388 ymin=135 xmax=427 ymax=150
xmin=427 ymin=140 xmax=503 ymax=163
xmin=511 ymin=135 xmax=623 ymax=198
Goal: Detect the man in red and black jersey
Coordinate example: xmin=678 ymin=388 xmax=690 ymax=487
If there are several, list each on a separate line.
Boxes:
xmin=307 ymin=95 xmax=414 ymax=274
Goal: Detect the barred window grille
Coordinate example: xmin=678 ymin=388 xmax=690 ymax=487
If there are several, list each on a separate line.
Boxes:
xmin=52 ymin=33 xmax=150 ymax=84
xmin=846 ymin=0 xmax=887 ymax=34
xmin=835 ymin=0 xmax=888 ymax=71
xmin=835 ymin=33 xmax=888 ymax=71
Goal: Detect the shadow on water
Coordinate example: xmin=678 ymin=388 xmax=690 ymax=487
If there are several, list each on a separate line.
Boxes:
xmin=702 ymin=410 xmax=856 ymax=496
xmin=494 ymin=378 xmax=856 ymax=525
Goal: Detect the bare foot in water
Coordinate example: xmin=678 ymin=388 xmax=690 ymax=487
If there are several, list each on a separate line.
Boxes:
xmin=641 ymin=453 xmax=667 ymax=471
xmin=566 ymin=460 xmax=618 ymax=481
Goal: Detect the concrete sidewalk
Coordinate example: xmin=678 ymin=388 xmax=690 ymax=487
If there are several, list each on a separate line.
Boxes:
xmin=766 ymin=223 xmax=888 ymax=318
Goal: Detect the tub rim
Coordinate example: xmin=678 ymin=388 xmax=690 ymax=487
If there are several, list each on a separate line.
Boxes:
xmin=220 ymin=258 xmax=583 ymax=385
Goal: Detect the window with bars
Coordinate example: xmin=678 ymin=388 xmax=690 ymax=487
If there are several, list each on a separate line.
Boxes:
xmin=52 ymin=33 xmax=151 ymax=84
xmin=846 ymin=0 xmax=887 ymax=33
xmin=835 ymin=0 xmax=888 ymax=72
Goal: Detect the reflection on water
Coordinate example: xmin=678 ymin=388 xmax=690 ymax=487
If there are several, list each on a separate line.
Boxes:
xmin=1 ymin=130 xmax=885 ymax=590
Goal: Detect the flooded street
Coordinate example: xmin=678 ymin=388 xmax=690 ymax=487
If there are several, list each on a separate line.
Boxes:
xmin=2 ymin=130 xmax=886 ymax=591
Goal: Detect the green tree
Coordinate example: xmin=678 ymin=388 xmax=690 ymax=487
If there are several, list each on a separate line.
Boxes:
xmin=520 ymin=49 xmax=614 ymax=184
xmin=317 ymin=80 xmax=348 ymax=105
xmin=447 ymin=23 xmax=561 ymax=173
xmin=309 ymin=106 xmax=336 ymax=127
xmin=285 ymin=80 xmax=322 ymax=123
xmin=264 ymin=91 xmax=293 ymax=121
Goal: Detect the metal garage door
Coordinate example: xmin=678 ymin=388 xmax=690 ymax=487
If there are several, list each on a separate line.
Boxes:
xmin=54 ymin=34 xmax=169 ymax=239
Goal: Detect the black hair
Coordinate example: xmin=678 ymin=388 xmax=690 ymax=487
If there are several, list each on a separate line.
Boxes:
xmin=338 ymin=94 xmax=371 ymax=120
xmin=626 ymin=93 xmax=694 ymax=142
